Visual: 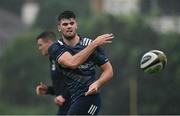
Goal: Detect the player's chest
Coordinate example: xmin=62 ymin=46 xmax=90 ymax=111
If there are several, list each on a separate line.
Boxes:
xmin=65 ymin=45 xmax=85 ymax=55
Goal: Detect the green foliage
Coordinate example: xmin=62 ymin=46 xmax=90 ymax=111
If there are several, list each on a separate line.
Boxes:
xmin=34 ymin=0 xmax=91 ymax=30
xmin=0 ymin=0 xmax=24 ymax=16
xmin=140 ymin=0 xmax=180 ymax=16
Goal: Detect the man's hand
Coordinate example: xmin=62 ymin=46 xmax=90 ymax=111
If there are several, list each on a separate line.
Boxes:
xmin=92 ymin=33 xmax=114 ymax=47
xmin=85 ymin=80 xmax=101 ymax=96
xmin=54 ymin=95 xmax=66 ymax=106
xmin=36 ymin=82 xmax=48 ymax=96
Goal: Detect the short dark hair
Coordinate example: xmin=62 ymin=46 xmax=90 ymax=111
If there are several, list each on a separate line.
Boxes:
xmin=58 ymin=10 xmax=76 ymax=21
xmin=36 ymin=31 xmax=56 ymax=41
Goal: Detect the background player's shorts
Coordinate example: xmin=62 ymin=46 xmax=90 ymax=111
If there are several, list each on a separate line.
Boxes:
xmin=67 ymin=93 xmax=101 ymax=115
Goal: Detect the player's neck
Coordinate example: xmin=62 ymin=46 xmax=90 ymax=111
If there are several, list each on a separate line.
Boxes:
xmin=63 ymin=34 xmax=80 ymax=47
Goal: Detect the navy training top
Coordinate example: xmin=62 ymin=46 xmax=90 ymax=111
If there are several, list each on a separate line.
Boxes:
xmin=48 ymin=36 xmax=108 ymax=103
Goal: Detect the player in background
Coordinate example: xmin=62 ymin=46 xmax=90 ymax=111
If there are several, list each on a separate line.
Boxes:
xmin=36 ymin=31 xmax=70 ymax=115
xmin=48 ymin=10 xmax=114 ymax=115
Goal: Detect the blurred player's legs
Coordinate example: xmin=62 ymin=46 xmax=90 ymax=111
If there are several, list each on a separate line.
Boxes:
xmin=67 ymin=93 xmax=101 ymax=115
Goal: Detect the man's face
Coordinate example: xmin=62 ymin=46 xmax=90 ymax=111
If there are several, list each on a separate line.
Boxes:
xmin=37 ymin=38 xmax=50 ymax=56
xmin=58 ymin=18 xmax=77 ymax=40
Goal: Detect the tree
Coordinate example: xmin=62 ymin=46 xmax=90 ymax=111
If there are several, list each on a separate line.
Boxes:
xmin=34 ymin=0 xmax=91 ymax=30
xmin=0 ymin=0 xmax=24 ymax=16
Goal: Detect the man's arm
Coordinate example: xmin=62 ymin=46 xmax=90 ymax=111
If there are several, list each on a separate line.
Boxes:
xmin=58 ymin=34 xmax=114 ymax=69
xmin=85 ymin=61 xmax=113 ymax=96
xmin=96 ymin=61 xmax=113 ymax=86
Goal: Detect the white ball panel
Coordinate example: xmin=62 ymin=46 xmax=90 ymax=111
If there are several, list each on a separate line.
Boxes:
xmin=140 ymin=52 xmax=158 ymax=69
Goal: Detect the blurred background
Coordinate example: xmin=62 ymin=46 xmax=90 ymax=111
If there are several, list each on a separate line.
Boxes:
xmin=0 ymin=0 xmax=180 ymax=115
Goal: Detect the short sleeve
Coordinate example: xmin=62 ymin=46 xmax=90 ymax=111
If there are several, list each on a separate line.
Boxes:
xmin=93 ymin=46 xmax=109 ymax=66
xmin=48 ymin=41 xmax=67 ymax=62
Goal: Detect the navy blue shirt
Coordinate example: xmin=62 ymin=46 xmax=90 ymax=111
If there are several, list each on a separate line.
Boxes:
xmin=48 ymin=36 xmax=108 ymax=103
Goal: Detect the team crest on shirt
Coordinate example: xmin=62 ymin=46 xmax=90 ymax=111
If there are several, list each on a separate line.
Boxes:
xmin=78 ymin=62 xmax=94 ymax=70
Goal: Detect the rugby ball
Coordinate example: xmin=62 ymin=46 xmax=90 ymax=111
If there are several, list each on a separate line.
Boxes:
xmin=140 ymin=50 xmax=167 ymax=74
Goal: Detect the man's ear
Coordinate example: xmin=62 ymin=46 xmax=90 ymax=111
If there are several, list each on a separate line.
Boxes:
xmin=58 ymin=25 xmax=61 ymax=32
xmin=75 ymin=21 xmax=78 ymax=30
xmin=47 ymin=39 xmax=54 ymax=44
xmin=75 ymin=25 xmax=77 ymax=30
